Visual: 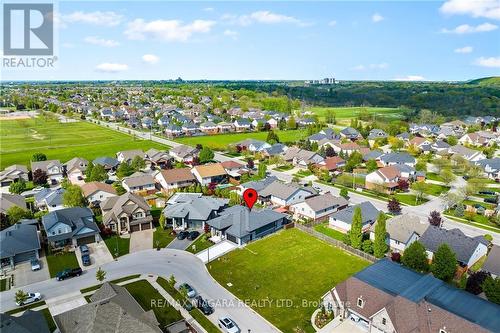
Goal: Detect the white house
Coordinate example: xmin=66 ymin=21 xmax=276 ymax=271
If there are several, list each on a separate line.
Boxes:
xmin=290 ymin=192 xmax=348 ymax=222
xmin=259 ymin=181 xmax=316 ymax=207
xmin=155 ymin=168 xmax=196 ymax=191
xmin=369 ymin=214 xmax=428 ymax=253
xmin=81 ymin=181 xmax=117 ymax=204
xmin=31 ymin=160 xmax=64 ymax=184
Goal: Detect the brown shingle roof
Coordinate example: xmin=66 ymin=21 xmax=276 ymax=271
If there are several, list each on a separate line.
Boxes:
xmin=193 ymin=163 xmax=227 ymax=178
xmin=81 ymin=182 xmax=117 ymax=198
xmin=159 ymin=168 xmax=196 ymax=183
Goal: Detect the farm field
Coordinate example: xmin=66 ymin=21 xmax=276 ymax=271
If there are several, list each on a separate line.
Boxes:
xmin=174 ymin=129 xmax=307 ymax=150
xmin=300 ymin=106 xmax=407 ymax=123
xmin=0 ymin=116 xmax=167 ymax=169
xmin=208 ymin=228 xmax=369 ymax=333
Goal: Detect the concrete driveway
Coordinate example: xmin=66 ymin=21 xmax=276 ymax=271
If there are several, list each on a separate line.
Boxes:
xmin=13 ymin=257 xmax=50 ymax=287
xmin=46 ymin=291 xmax=87 ymax=316
xmin=129 ymin=229 xmax=153 ymax=253
xmin=75 ymin=241 xmax=114 ymax=270
xmin=197 ymin=240 xmax=237 ymax=263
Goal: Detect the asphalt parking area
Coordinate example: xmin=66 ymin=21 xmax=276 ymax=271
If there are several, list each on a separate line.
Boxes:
xmin=13 ymin=257 xmax=50 ymax=287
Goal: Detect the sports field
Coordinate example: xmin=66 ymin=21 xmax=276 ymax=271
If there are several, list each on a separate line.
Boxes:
xmin=300 ymin=106 xmax=407 ymax=123
xmin=0 ymin=117 xmax=167 ymax=169
xmin=174 ymin=129 xmax=308 ymax=150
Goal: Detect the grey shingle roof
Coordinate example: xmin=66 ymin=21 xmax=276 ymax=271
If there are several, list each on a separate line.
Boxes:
xmin=93 ymin=156 xmax=119 ymax=168
xmin=259 ymin=180 xmax=315 ymax=201
xmin=240 ymin=176 xmax=277 ymax=192
xmin=42 ymin=207 xmax=99 ymax=242
xmin=0 ymin=224 xmax=40 ymax=259
xmin=0 ymin=310 xmax=50 ymax=333
xmin=373 ymin=214 xmax=428 ymax=244
xmin=302 ymin=193 xmax=348 ymax=212
xmin=163 ymin=195 xmax=228 ymax=221
xmin=329 ymin=201 xmax=380 ymax=226
xmin=380 ymin=152 xmax=415 ymax=165
xmin=0 ymin=193 xmax=27 ymax=214
xmin=483 ymin=245 xmax=500 ymax=277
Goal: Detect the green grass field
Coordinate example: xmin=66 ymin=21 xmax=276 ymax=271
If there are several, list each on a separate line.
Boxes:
xmin=104 ymin=235 xmax=130 ymax=258
xmin=300 ymin=106 xmax=406 ymax=123
xmin=0 ymin=117 xmax=167 ymax=169
xmin=153 ymin=228 xmax=176 ymax=248
xmin=313 ymin=223 xmax=345 ymax=241
xmin=174 ymin=129 xmax=307 ymax=150
xmin=46 ymin=252 xmax=80 ymax=278
xmin=208 ymin=228 xmax=369 ymax=333
xmin=186 ymin=234 xmax=213 ymax=254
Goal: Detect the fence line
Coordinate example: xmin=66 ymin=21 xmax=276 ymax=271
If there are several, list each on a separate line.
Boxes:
xmin=294 ymin=223 xmax=377 ymax=263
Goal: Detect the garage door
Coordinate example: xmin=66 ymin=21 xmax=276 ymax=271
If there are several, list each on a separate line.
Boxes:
xmin=226 ymin=234 xmax=238 ymax=244
xmin=77 ymin=235 xmax=96 ymax=246
xmin=141 ymin=222 xmax=151 ymax=230
xmin=14 ymin=250 xmax=36 ymax=264
xmin=131 ymin=224 xmax=140 ymax=232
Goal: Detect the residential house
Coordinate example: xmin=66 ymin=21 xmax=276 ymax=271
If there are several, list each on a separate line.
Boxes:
xmin=54 ymin=282 xmax=161 ymax=333
xmin=145 ymin=148 xmax=172 ymax=168
xmin=163 ymin=193 xmax=228 ymax=229
xmin=329 ymin=201 xmax=380 ymax=233
xmin=80 ymin=181 xmax=117 ymax=204
xmin=369 ymin=214 xmax=428 ymax=253
xmin=237 ymin=176 xmax=278 ymax=195
xmin=290 ymin=192 xmax=348 ymax=222
xmin=317 ymin=156 xmax=346 ymax=172
xmin=155 ymin=168 xmax=196 ymax=191
xmin=207 ymin=205 xmax=289 ymax=245
xmin=191 ymin=163 xmax=228 ymax=185
xmin=0 ymin=165 xmax=29 ymax=187
xmin=93 ymin=156 xmax=119 ymax=171
xmin=164 ymin=124 xmax=183 ymax=137
xmin=101 ymin=192 xmax=153 ymax=233
xmin=367 ymin=129 xmax=388 ymax=146
xmin=378 ymin=152 xmax=416 ymax=167
xmin=0 ymin=223 xmax=41 ymax=268
xmin=199 ymin=121 xmax=218 ymax=135
xmin=409 ymin=123 xmax=440 ymax=137
xmin=235 ymin=139 xmax=271 ymax=152
xmin=483 ymin=245 xmax=500 ymax=277
xmin=64 ymin=157 xmax=88 ymax=185
xmin=34 ymin=188 xmax=64 ymax=211
xmin=0 ymin=193 xmax=27 ymax=215
xmin=448 ymin=145 xmax=486 ymax=162
xmin=365 ymin=165 xmax=401 ymax=193
xmin=407 ymin=137 xmax=432 ymax=151
xmin=116 ymin=149 xmax=144 ymax=164
xmin=31 ymin=159 xmax=64 ymax=184
xmin=259 ymin=180 xmax=316 ymax=207
xmin=216 ymin=121 xmax=234 ymax=133
xmin=340 ymin=127 xmax=362 ymax=140
xmin=459 ymin=131 xmax=500 ymax=147
xmin=157 ymin=115 xmax=170 ymax=127
xmin=42 ymin=207 xmax=100 ymax=247
xmin=169 ymin=145 xmax=199 ymax=164
xmin=181 ymin=122 xmax=199 ymax=136
xmin=221 ymin=160 xmax=248 ymax=179
xmin=122 ymin=172 xmax=156 ymax=195
xmin=396 ymin=132 xmax=410 ymax=141
xmin=282 ymin=147 xmax=324 ymax=168
xmin=362 ymin=150 xmax=384 ymax=162
xmin=0 ymin=310 xmax=50 ymax=333
xmin=262 ymin=143 xmax=288 ymax=157
xmin=332 ymin=142 xmax=361 ymax=156
xmin=308 ymin=128 xmax=337 ymax=143
xmin=323 ymin=259 xmax=500 ymax=333
xmin=233 ymin=119 xmax=252 ymax=132
xmin=99 ymin=108 xmax=114 ymax=120
xmin=475 ymin=158 xmax=500 ymax=179
xmin=431 ymin=140 xmax=451 ymax=153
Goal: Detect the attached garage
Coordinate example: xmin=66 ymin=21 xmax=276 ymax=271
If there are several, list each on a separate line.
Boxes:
xmin=14 ymin=250 xmax=37 ymax=264
xmin=141 ymin=222 xmax=151 ymax=230
xmin=76 ymin=235 xmax=96 ymax=246
xmin=226 ymin=234 xmax=238 ymax=244
xmin=130 ymin=224 xmax=140 ymax=232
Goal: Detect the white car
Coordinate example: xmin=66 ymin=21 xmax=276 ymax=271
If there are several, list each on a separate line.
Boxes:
xmin=16 ymin=292 xmax=42 ymax=306
xmin=218 ymin=317 xmax=240 ymax=333
xmin=30 ymin=259 xmax=41 ymax=271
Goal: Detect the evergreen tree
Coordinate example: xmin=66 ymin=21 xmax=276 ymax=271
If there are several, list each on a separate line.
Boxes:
xmin=85 ymin=162 xmax=94 ymax=180
xmin=431 ymin=244 xmax=457 ymax=282
xmin=373 ymin=213 xmax=388 ymax=258
xmin=350 ymin=206 xmax=363 ymax=249
xmin=258 ymin=162 xmax=267 ymax=178
xmin=116 ymin=162 xmax=134 ymax=179
xmin=482 ymin=276 xmax=500 ymax=305
xmin=402 ymin=241 xmax=429 ymax=272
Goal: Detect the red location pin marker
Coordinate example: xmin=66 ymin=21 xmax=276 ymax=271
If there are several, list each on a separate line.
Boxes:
xmin=243 ymin=188 xmax=258 ymax=210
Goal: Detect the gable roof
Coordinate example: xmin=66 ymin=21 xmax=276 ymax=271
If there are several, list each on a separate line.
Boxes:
xmin=192 ymin=163 xmax=227 ymax=178
xmin=374 ymin=214 xmax=428 ymax=244
xmin=169 ymin=145 xmax=198 ymax=158
xmin=117 ymin=149 xmax=144 ymax=161
xmin=259 ymin=180 xmax=315 ymax=201
xmin=329 ymin=201 xmax=380 ymax=225
xmin=81 ymin=181 xmax=117 ymax=198
xmin=122 ymin=173 xmax=155 ymax=188
xmin=163 ymin=195 xmax=228 ymax=220
xmin=42 ymin=207 xmax=99 ymax=241
xmin=0 ymin=310 xmax=50 ymax=333
xmin=240 ymin=176 xmax=278 ymax=192
xmin=64 ymin=157 xmax=88 ymax=172
xmin=159 ymin=168 xmax=196 ymax=184
xmin=0 ymin=193 xmax=27 ymax=214
xmin=0 ymin=224 xmax=40 ymax=259
xmin=93 ymin=156 xmax=119 ymax=168
xmin=31 ymin=159 xmax=62 ymax=172
xmin=379 ymin=152 xmax=415 ymax=165
xmin=101 ymin=192 xmax=151 ymax=224
xmin=301 ymin=192 xmax=348 ymax=212
xmin=483 ymin=245 xmax=500 ymax=277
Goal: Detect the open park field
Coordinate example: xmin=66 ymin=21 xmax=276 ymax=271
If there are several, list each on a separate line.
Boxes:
xmin=208 ymin=228 xmax=369 ymax=333
xmin=0 ymin=116 xmax=167 ymax=169
xmin=175 ymin=129 xmax=308 ymax=150
xmin=302 ymin=106 xmax=407 ymax=123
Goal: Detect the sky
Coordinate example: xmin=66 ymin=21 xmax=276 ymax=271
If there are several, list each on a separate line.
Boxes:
xmin=2 ymin=0 xmax=500 ymax=81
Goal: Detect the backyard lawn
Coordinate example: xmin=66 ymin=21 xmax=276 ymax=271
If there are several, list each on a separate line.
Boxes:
xmin=313 ymin=223 xmax=345 ymax=241
xmin=104 ymin=235 xmax=130 ymax=258
xmin=153 ymin=228 xmax=176 ymax=248
xmin=124 ymin=280 xmax=182 ymax=330
xmin=303 ymin=106 xmax=407 ymax=122
xmin=174 ymin=129 xmax=307 ymax=150
xmin=0 ymin=116 xmax=167 ymax=168
xmin=46 ymin=252 xmax=80 ymax=278
xmin=186 ymin=234 xmax=213 ymax=254
xmin=208 ymin=228 xmax=369 ymax=333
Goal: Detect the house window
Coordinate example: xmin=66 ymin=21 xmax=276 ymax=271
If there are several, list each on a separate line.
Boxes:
xmin=382 ymin=318 xmax=386 ymax=325
xmin=357 ymin=297 xmax=364 ymax=308
xmin=439 ymin=330 xmax=447 ymax=333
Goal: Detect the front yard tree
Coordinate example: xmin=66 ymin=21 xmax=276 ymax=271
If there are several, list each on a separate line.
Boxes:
xmin=33 ymin=169 xmax=48 ymax=185
xmin=373 ymin=213 xmax=388 ymax=258
xmin=90 ymin=164 xmax=107 ymax=182
xmin=96 ymin=267 xmax=106 ymax=282
xmin=397 ymin=179 xmax=409 ymax=191
xmin=428 ymin=210 xmax=442 ymax=227
xmin=131 ymin=156 xmax=146 ymax=171
xmin=387 ymin=198 xmax=401 ymax=214
xmin=325 ymin=146 xmax=335 ymax=157
xmin=199 ymin=146 xmax=214 ymax=163
xmin=440 ymin=168 xmax=456 ymax=186
xmin=116 ymin=162 xmax=134 ymax=179
xmin=246 ymin=158 xmax=255 ymax=169
xmin=266 ymin=130 xmax=280 ymax=144
xmin=9 ymin=180 xmax=26 ymax=194
xmin=339 ymin=188 xmax=349 ymax=199
xmin=350 ymin=206 xmax=363 ymax=249
xmin=15 ymin=290 xmax=28 ymax=305
xmin=258 ymin=162 xmax=267 ymax=178
xmin=402 ymin=241 xmax=429 ymax=272
xmin=63 ymin=185 xmax=86 ymax=207
xmin=31 ymin=152 xmax=47 ymax=162
xmin=159 ymin=213 xmax=166 ymax=230
xmin=454 ymin=203 xmax=465 ymax=217
xmin=411 ymin=181 xmax=426 ymax=204
xmin=482 ymin=276 xmax=500 ymax=304
xmin=431 ymin=244 xmax=457 ymax=282
xmin=168 ymin=274 xmax=176 ymax=286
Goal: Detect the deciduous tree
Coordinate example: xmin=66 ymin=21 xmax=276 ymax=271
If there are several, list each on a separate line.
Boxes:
xmin=431 ymin=244 xmax=457 ymax=281
xmin=387 ymin=198 xmax=401 ymax=214
xmin=428 ymin=210 xmax=442 ymax=227
xmin=402 ymin=241 xmax=429 ymax=272
xmin=33 ymin=169 xmax=48 ymax=185
xmin=63 ymin=185 xmax=86 ymax=207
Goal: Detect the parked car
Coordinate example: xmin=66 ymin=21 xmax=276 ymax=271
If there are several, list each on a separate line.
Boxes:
xmin=479 ymin=191 xmax=496 ymax=195
xmin=56 ymin=268 xmax=83 ymax=281
xmin=179 ymin=283 xmax=196 ymax=298
xmin=30 ymin=258 xmax=41 ymax=271
xmin=187 ymin=231 xmax=200 ymax=241
xmin=218 ymin=317 xmax=240 ymax=333
xmin=485 ymin=197 xmax=498 ymax=204
xmin=80 ymin=245 xmax=90 ymax=256
xmin=82 ymin=254 xmax=91 ymax=266
xmin=195 ymin=295 xmax=214 ymax=315
xmin=462 ymin=175 xmax=470 ymax=180
xmin=16 ymin=292 xmax=41 ymax=306
xmin=177 ymin=231 xmax=189 ymax=240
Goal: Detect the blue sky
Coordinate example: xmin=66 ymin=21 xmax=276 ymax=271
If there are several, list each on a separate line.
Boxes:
xmin=3 ymin=0 xmax=500 ymax=81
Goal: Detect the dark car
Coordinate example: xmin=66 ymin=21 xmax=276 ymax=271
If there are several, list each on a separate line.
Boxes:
xmin=187 ymin=231 xmax=200 ymax=241
xmin=82 ymin=254 xmax=91 ymax=266
xmin=484 ymin=197 xmax=498 ymax=204
xmin=195 ymin=295 xmax=214 ymax=315
xmin=177 ymin=231 xmax=189 ymax=240
xmin=462 ymin=175 xmax=470 ymax=180
xmin=56 ymin=268 xmax=83 ymax=281
xmin=80 ymin=245 xmax=90 ymax=256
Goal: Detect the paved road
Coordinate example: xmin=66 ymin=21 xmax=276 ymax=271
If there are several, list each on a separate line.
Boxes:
xmin=91 ymin=119 xmax=500 ymax=245
xmin=0 ymin=249 xmax=280 ymax=333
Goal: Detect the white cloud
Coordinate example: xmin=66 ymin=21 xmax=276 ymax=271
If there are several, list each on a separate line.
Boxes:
xmin=351 ymin=63 xmax=388 ymax=71
xmin=394 ymin=75 xmax=426 ymax=81
xmin=84 ymin=36 xmax=119 ymax=47
xmin=62 ymin=11 xmax=123 ymax=26
xmin=372 ymin=13 xmax=384 ymax=23
xmin=223 ymin=29 xmax=239 ymax=39
xmin=125 ymin=19 xmax=215 ymax=42
xmin=441 ymin=22 xmax=498 ymax=33
xmin=223 ymin=11 xmax=309 ymax=27
xmin=454 ymin=46 xmax=473 ymax=53
xmin=95 ymin=63 xmax=128 ymax=73
xmin=142 ymin=54 xmax=160 ymax=64
xmin=440 ymin=0 xmax=500 ymax=20
xmin=328 ymin=20 xmax=337 ymax=27
xmin=474 ymin=56 xmax=500 ymax=67
xmin=204 ymin=7 xmax=214 ymax=12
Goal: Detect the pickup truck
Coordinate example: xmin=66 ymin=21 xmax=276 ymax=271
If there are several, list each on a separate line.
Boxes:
xmin=56 ymin=268 xmax=83 ymax=281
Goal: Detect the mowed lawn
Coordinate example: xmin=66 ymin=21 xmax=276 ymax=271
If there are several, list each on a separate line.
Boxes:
xmin=208 ymin=228 xmax=369 ymax=333
xmin=0 ymin=117 xmax=167 ymax=168
xmin=174 ymin=129 xmax=307 ymax=150
xmin=302 ymin=106 xmax=406 ymax=122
